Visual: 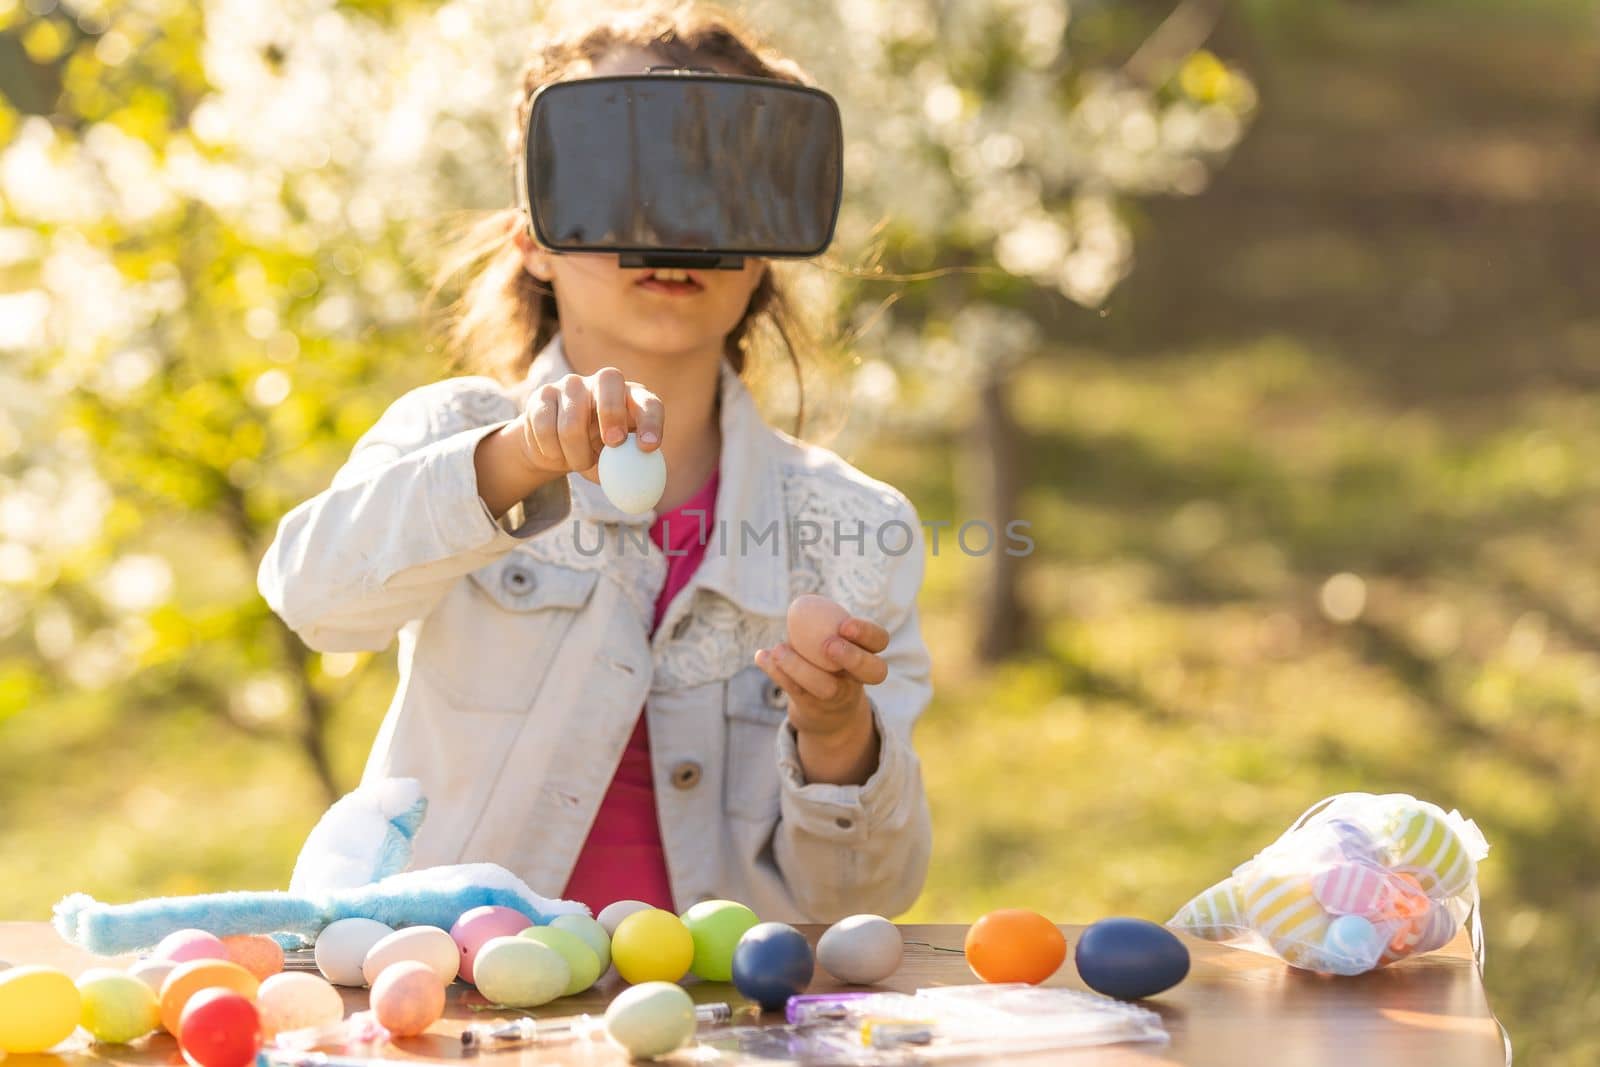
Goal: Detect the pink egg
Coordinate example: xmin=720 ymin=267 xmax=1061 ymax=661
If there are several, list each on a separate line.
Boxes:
xmin=786 ymin=594 xmax=850 ymax=666
xmin=155 ymin=929 xmax=230 ymax=965
xmin=369 ymin=961 xmax=445 ymax=1038
xmin=449 ymin=907 xmax=532 ymax=985
xmin=222 ymin=935 xmax=285 ymax=981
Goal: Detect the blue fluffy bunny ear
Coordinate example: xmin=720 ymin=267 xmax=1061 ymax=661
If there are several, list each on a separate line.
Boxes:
xmin=54 ymin=890 xmax=324 ymax=956
xmin=289 ymin=778 xmax=428 ymax=895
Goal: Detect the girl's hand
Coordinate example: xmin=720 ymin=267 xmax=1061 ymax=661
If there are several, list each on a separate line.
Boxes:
xmin=754 ymin=614 xmax=891 ymax=787
xmin=516 ymin=367 xmax=665 ymax=477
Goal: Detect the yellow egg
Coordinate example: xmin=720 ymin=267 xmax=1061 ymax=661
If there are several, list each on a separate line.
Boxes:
xmin=1384 ymin=800 xmax=1474 ymax=899
xmin=0 ymin=965 xmax=82 ymax=1053
xmin=1171 ymin=878 xmax=1247 ymax=941
xmin=1240 ymin=868 xmax=1334 ymax=970
xmin=611 ymin=909 xmax=694 ymax=985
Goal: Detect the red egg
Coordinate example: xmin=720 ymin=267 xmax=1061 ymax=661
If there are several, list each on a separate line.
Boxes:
xmin=178 ymin=987 xmax=260 ymax=1067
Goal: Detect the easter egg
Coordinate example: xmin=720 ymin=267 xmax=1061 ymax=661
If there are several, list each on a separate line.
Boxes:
xmin=0 ymin=965 xmax=82 ymax=1053
xmin=1322 ymin=914 xmax=1386 ymax=975
xmin=158 ymin=959 xmax=259 ymax=1035
xmin=1384 ymin=799 xmax=1475 ymax=899
xmin=1379 ymin=901 xmax=1458 ymax=966
xmin=963 ymin=909 xmax=1066 ymax=985
xmin=519 ymin=926 xmax=602 ymax=995
xmin=129 ymin=958 xmax=180 ymax=1001
xmin=1170 ymin=878 xmax=1247 ymax=942
xmin=362 ymin=926 xmax=460 ymax=986
xmin=551 ymin=914 xmax=612 ymax=972
xmin=816 ymin=915 xmax=902 ymax=985
xmin=1312 ymin=861 xmax=1415 ymax=920
xmin=369 ymin=961 xmax=445 ymax=1037
xmin=603 ymin=981 xmax=697 ymax=1059
xmin=156 ymin=929 xmax=230 ymax=965
xmin=612 ymin=909 xmax=694 ymax=985
xmin=450 ymin=906 xmax=532 ymax=985
xmin=255 ymin=972 xmax=345 ymax=1040
xmin=598 ymin=433 xmax=667 ymax=514
xmin=314 ymin=918 xmax=394 ymax=987
xmin=597 ymin=900 xmax=654 ymax=937
xmin=731 ymin=923 xmax=814 ymax=1012
xmin=77 ymin=968 xmax=159 ymax=1044
xmin=177 ymin=987 xmax=260 ymax=1067
xmin=1238 ymin=868 xmax=1334 ymax=971
xmin=1074 ymin=918 xmax=1190 ymax=1000
xmin=786 ymin=595 xmax=850 ymax=665
xmin=221 ymin=935 xmax=284 ymax=981
xmin=472 ymin=936 xmax=569 ymax=1008
xmin=682 ymin=900 xmax=760 ymax=982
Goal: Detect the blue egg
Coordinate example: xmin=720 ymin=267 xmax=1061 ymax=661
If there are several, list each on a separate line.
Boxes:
xmin=732 ymin=923 xmax=814 ymax=1012
xmin=1074 ymin=918 xmax=1190 ymax=1000
xmin=1322 ymin=914 xmax=1385 ymax=976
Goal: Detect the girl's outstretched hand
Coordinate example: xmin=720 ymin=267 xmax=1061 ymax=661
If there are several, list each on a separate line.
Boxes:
xmin=474 ymin=367 xmax=663 ymax=518
xmin=517 ymin=367 xmax=665 ymax=477
xmin=754 ymin=608 xmax=890 ymax=787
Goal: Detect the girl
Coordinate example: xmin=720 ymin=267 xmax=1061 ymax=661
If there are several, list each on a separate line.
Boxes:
xmin=259 ymin=2 xmax=932 ymax=923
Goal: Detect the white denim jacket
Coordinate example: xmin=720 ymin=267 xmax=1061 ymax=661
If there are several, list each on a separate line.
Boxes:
xmin=259 ymin=336 xmax=933 ymax=922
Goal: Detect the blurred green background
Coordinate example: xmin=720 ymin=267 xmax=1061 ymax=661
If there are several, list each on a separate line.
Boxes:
xmin=2 ymin=0 xmax=1597 ymax=1062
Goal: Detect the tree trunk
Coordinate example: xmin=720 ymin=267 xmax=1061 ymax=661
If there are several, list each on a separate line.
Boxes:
xmin=972 ymin=363 xmax=1028 ymax=663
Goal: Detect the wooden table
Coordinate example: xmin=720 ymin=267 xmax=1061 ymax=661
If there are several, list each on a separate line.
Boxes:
xmin=1 ymin=922 xmax=1506 ymax=1066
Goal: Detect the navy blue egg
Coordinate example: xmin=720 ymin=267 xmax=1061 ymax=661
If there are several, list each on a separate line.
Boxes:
xmin=1074 ymin=918 xmax=1190 ymax=1000
xmin=732 ymin=922 xmax=815 ymax=1012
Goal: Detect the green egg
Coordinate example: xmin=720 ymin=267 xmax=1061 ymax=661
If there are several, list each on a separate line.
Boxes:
xmin=77 ymin=969 xmax=159 ymax=1044
xmin=681 ymin=900 xmax=759 ymax=982
xmin=519 ymin=926 xmax=601 ymax=996
xmin=604 ymin=981 xmax=697 ymax=1059
xmin=550 ymin=915 xmax=612 ymax=973
xmin=471 ymin=936 xmax=569 ymax=1008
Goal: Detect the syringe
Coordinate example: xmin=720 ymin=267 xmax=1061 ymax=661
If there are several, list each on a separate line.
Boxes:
xmin=460 ymin=1002 xmax=734 ymax=1050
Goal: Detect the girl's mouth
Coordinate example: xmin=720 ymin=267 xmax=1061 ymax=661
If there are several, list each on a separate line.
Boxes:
xmin=636 ymin=268 xmax=704 ymax=295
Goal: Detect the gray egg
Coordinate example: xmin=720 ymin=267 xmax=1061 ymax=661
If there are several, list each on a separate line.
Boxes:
xmin=816 ymin=914 xmax=903 ymax=985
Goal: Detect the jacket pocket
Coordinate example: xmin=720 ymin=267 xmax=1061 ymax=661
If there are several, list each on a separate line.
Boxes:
xmin=722 ymin=663 xmax=789 ymax=821
xmin=411 ymin=553 xmax=599 ymax=714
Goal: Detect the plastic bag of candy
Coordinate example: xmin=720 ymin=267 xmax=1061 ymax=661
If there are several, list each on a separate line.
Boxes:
xmin=1168 ymin=792 xmax=1489 ymax=976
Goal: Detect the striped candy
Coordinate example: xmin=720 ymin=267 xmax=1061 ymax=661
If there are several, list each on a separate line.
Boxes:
xmin=1171 ymin=878 xmax=1247 ymax=941
xmin=1311 ymin=861 xmax=1409 ymax=919
xmin=1384 ymin=800 xmax=1475 ymax=899
xmin=1378 ymin=901 xmax=1458 ymax=966
xmin=1240 ymin=867 xmax=1335 ymax=970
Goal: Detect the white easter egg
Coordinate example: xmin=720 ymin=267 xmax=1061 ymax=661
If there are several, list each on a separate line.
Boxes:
xmin=596 ymin=900 xmax=653 ymax=938
xmin=127 ymin=958 xmax=180 ymax=998
xmin=256 ymin=971 xmax=346 ymax=1039
xmin=816 ymin=915 xmax=903 ymax=985
xmin=314 ymin=918 xmax=394 ymax=986
xmin=362 ymin=926 xmax=459 ymax=986
xmin=597 ymin=434 xmax=667 ymax=514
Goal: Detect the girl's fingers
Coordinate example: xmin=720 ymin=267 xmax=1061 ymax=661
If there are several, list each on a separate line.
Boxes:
xmin=841 ymin=616 xmax=890 ymax=655
xmin=823 ymin=637 xmax=889 ymax=685
xmin=754 ymin=648 xmax=805 ymax=706
xmin=627 ymin=383 xmax=665 ymax=449
xmin=529 ymin=385 xmax=564 ymax=469
xmin=557 ymin=376 xmax=596 ymax=471
xmin=591 ymin=367 xmax=629 ymax=447
xmin=768 ymin=642 xmax=842 ymax=702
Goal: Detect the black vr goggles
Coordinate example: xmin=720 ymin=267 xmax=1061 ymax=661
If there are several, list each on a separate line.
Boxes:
xmin=519 ymin=68 xmax=844 ymax=270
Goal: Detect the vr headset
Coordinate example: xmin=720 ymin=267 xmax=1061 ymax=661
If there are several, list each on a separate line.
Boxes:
xmin=519 ymin=68 xmax=844 ymax=270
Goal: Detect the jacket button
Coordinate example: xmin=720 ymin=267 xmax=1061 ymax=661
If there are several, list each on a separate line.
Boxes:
xmin=763 ymin=682 xmax=789 ymax=709
xmin=670 ymin=760 xmax=703 ymax=790
xmin=501 ymin=565 xmax=536 ymax=595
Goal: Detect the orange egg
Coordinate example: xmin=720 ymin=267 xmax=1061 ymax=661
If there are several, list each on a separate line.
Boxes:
xmin=222 ymin=935 xmax=285 ymax=981
xmin=963 ymin=909 xmax=1066 ymax=985
xmin=159 ymin=960 xmax=259 ymax=1035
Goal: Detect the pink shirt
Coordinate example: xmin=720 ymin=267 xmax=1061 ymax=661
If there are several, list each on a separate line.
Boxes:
xmin=562 ymin=466 xmax=721 ymax=914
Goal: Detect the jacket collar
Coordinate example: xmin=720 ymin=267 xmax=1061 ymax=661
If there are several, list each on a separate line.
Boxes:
xmin=519 ymin=334 xmax=790 ymax=619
